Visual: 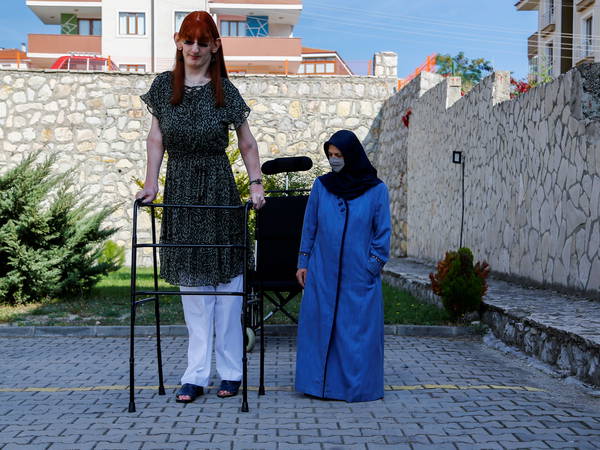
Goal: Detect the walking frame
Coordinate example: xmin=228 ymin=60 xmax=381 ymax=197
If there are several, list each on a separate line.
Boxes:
xmin=128 ymin=199 xmax=264 ymax=413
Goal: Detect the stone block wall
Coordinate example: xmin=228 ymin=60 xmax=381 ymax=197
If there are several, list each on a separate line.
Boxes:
xmin=375 ymin=64 xmax=600 ymax=294
xmin=373 ymin=51 xmax=398 ymax=78
xmin=372 ymin=72 xmax=445 ymax=257
xmin=0 ymin=70 xmax=396 ymax=265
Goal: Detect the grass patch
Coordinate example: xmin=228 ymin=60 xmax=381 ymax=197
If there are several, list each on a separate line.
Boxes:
xmin=0 ymin=268 xmax=450 ymax=326
xmin=382 ymin=282 xmax=451 ymax=325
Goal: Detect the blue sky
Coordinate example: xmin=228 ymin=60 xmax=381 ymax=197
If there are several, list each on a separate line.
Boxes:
xmin=296 ymin=0 xmax=538 ymax=79
xmin=1 ymin=0 xmax=537 ymax=79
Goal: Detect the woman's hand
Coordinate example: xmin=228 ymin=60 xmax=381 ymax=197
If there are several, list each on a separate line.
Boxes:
xmin=296 ymin=268 xmax=307 ymax=288
xmin=135 ymin=184 xmax=158 ymax=203
xmin=250 ymin=183 xmax=266 ymax=210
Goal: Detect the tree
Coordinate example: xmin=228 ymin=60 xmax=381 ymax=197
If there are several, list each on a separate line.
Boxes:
xmin=436 ymin=52 xmax=494 ymax=92
xmin=0 ymin=153 xmax=121 ymax=305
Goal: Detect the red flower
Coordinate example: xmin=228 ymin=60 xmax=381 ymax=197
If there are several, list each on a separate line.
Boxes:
xmin=402 ymin=108 xmax=412 ymax=128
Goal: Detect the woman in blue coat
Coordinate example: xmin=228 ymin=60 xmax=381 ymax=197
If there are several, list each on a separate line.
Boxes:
xmin=295 ymin=129 xmax=391 ymax=402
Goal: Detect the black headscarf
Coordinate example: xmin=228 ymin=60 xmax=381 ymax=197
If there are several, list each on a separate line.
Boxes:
xmin=318 ymin=130 xmax=382 ymax=200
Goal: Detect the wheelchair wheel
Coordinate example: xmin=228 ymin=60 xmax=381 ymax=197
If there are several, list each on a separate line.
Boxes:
xmin=245 ymin=327 xmax=256 ymax=352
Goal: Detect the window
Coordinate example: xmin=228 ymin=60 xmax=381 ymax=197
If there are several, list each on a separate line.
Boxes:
xmin=78 ymin=19 xmax=101 ymax=36
xmin=545 ymin=42 xmax=553 ymax=73
xmin=246 ymin=16 xmax=268 ymax=37
xmin=175 ymin=11 xmax=191 ymax=32
xmin=119 ymin=64 xmax=146 ymax=73
xmin=220 ymin=20 xmax=246 ymax=37
xmin=301 ymin=58 xmax=338 ymax=75
xmin=584 ymin=16 xmax=593 ymax=57
xmin=119 ymin=12 xmax=145 ymax=35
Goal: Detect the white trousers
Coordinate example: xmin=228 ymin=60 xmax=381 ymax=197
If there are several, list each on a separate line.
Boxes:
xmin=179 ymin=274 xmax=243 ymax=387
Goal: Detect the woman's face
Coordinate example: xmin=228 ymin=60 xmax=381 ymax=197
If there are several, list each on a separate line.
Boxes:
xmin=327 ymin=144 xmax=344 ymax=159
xmin=175 ymin=33 xmax=220 ymax=69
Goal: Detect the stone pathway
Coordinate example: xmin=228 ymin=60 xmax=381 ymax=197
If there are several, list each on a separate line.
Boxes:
xmin=384 ymin=258 xmax=600 ymax=346
xmin=1 ymin=334 xmax=600 ymax=449
xmin=383 ymin=258 xmax=600 ymax=386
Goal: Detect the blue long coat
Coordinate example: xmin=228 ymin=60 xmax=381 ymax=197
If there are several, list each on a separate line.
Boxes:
xmin=295 ymin=178 xmax=391 ymax=402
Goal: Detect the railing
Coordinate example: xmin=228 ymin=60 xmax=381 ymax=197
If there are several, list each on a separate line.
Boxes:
xmin=541 ymin=2 xmax=555 ymax=28
xmin=398 ymin=53 xmax=437 ymax=90
xmin=529 ymin=55 xmax=539 ymax=77
xmin=576 ymin=39 xmax=594 ymax=61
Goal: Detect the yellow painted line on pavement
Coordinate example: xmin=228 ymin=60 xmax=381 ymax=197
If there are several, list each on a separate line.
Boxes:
xmin=0 ymin=384 xmax=545 ymax=393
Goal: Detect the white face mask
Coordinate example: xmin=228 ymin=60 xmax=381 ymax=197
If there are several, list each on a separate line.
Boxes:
xmin=329 ymin=157 xmax=345 ymax=173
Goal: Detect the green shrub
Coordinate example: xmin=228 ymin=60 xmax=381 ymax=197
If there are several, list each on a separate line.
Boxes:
xmin=98 ymin=240 xmax=125 ymax=269
xmin=429 ymin=247 xmax=490 ymax=320
xmin=0 ymin=153 xmax=120 ymax=305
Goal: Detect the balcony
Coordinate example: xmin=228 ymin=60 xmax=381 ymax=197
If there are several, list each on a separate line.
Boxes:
xmin=514 ymin=0 xmax=540 ymax=10
xmin=27 ymin=34 xmax=101 ymax=68
xmin=26 ymin=0 xmax=101 ymax=24
xmin=576 ymin=0 xmax=595 ymax=12
xmin=575 ymin=39 xmax=595 ymax=64
xmin=528 ymin=32 xmax=539 ymax=59
xmin=541 ymin=8 xmax=556 ymax=36
xmin=209 ymin=0 xmax=302 ymax=25
xmin=221 ymin=36 xmax=301 ymax=74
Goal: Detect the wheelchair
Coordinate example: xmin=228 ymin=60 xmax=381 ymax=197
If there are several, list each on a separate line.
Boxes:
xmin=128 ymin=156 xmax=312 ymax=413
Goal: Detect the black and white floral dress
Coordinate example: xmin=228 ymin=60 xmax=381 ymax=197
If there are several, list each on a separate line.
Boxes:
xmin=141 ymin=71 xmax=251 ymax=287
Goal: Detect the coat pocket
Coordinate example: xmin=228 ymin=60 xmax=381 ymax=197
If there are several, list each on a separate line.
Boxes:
xmin=366 ymin=256 xmax=382 ymax=278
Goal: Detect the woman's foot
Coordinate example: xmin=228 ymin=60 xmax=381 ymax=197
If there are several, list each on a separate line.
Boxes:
xmin=175 ymin=383 xmax=204 ymax=403
xmin=216 ymin=380 xmax=241 ymax=398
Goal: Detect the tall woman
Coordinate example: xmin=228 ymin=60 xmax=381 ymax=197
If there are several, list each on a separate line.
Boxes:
xmin=136 ymin=11 xmax=265 ymax=402
xmin=295 ymin=130 xmax=391 ymax=402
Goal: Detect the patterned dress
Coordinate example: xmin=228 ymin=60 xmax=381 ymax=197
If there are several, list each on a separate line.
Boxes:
xmin=141 ymin=72 xmax=251 ymax=287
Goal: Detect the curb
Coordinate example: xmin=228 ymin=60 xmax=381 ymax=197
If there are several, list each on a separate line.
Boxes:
xmin=0 ymin=324 xmax=478 ymax=338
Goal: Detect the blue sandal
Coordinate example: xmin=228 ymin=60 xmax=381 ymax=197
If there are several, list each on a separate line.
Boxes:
xmin=217 ymin=380 xmax=241 ymax=398
xmin=175 ymin=383 xmax=203 ymax=403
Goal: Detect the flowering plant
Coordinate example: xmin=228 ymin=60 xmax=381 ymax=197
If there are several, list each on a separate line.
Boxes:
xmin=510 ymin=78 xmax=532 ymax=98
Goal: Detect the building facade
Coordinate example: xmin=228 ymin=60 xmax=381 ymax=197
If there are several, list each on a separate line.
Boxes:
xmin=516 ymin=0 xmax=599 ymax=79
xmin=25 ymin=0 xmax=327 ymax=74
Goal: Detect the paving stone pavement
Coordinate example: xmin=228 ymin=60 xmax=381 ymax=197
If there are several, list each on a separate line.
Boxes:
xmin=1 ymin=335 xmax=599 ymax=449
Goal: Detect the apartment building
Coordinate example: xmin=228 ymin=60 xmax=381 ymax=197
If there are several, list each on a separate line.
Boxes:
xmin=516 ymin=0 xmax=599 ymax=79
xmin=26 ymin=0 xmax=330 ymax=75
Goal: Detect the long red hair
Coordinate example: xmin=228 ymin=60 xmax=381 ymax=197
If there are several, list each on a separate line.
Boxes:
xmin=171 ymin=11 xmax=228 ymax=107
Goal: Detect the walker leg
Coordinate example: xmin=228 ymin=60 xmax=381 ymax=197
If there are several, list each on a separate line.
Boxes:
xmin=241 ymin=295 xmax=249 ymax=412
xmin=259 ymin=291 xmax=265 ymax=396
xmin=128 ymin=303 xmax=137 ymax=413
xmin=129 ymin=202 xmax=139 ymax=413
xmin=151 ymin=207 xmax=166 ymax=396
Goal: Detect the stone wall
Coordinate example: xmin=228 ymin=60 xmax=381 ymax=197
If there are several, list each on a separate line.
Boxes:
xmin=0 ymin=70 xmax=396 ymax=265
xmin=372 ymin=51 xmax=398 ymax=78
xmin=372 ymin=72 xmax=445 ymax=257
xmin=374 ymin=64 xmax=600 ymax=294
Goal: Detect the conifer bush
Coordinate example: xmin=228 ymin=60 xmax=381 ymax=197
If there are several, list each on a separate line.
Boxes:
xmin=429 ymin=247 xmax=490 ymax=320
xmin=0 ymin=153 xmax=121 ymax=305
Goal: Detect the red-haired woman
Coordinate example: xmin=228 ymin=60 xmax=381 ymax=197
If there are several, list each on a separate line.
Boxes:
xmin=136 ymin=11 xmax=265 ymax=403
